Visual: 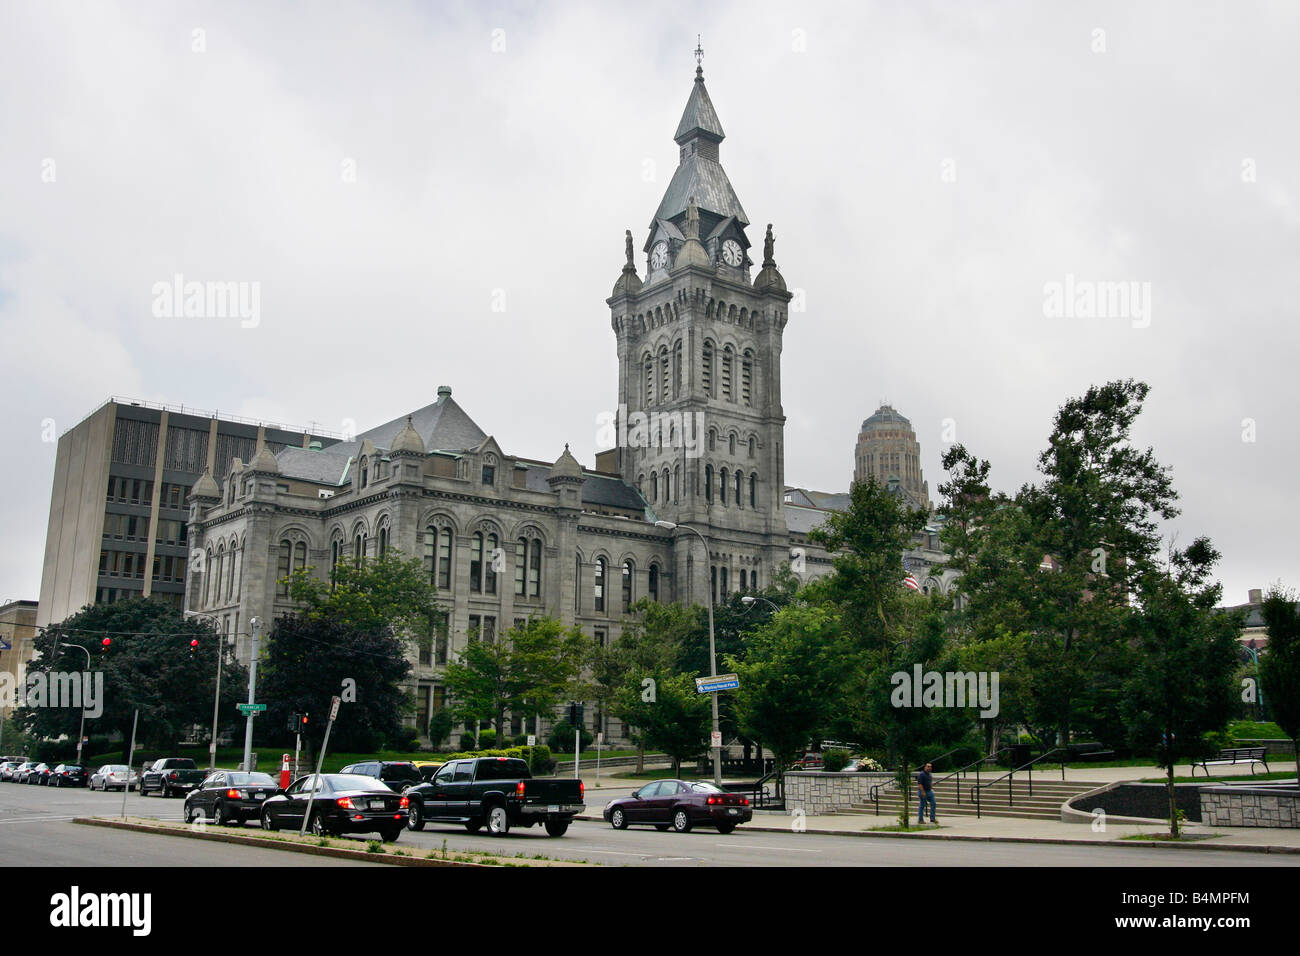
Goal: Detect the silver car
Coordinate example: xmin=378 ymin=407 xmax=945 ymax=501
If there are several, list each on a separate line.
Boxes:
xmin=90 ymin=764 xmax=138 ymax=791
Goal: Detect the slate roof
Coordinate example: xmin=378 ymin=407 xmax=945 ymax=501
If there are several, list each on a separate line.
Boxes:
xmin=785 ymin=505 xmax=832 ymax=536
xmin=276 ymin=443 xmax=356 ymax=485
xmin=654 ymin=156 xmax=749 ymax=227
xmin=360 ymin=395 xmax=486 ymax=453
xmin=522 ymin=461 xmax=650 ymax=514
xmin=674 ymin=71 xmax=725 ymax=143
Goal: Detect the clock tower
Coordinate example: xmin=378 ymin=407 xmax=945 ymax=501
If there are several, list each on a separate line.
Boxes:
xmin=607 ymin=59 xmax=794 ymax=605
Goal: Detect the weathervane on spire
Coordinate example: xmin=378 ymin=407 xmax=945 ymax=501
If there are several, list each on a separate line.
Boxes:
xmin=694 ymin=35 xmax=704 ymax=75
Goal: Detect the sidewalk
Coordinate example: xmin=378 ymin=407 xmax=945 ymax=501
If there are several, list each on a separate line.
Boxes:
xmin=571 ymin=761 xmax=1300 ymax=855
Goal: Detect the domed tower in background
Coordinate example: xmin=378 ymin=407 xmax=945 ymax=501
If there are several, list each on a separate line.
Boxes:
xmin=853 ymin=404 xmax=930 ymax=511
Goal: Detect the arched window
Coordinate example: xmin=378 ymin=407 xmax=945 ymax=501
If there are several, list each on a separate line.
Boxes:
xmin=277 ymin=540 xmax=291 ymax=598
xmin=330 ymin=539 xmax=341 ymax=579
xmin=594 ymin=557 xmax=606 ymax=612
xmin=720 ymin=468 xmax=728 ymax=505
xmin=720 ymin=566 xmax=729 ymax=598
xmin=378 ymin=526 xmax=388 ymax=557
xmin=673 ymin=341 xmax=683 ymax=396
xmin=515 ymin=538 xmax=527 ymax=596
xmin=673 ymin=464 xmax=680 ymax=503
xmin=648 ymin=564 xmax=660 ymax=602
xmin=721 ymin=345 xmax=734 ymax=400
xmin=742 ymin=350 xmax=754 ymax=405
xmin=651 ymin=472 xmax=658 ymax=502
xmin=708 ymin=429 xmax=716 ymax=452
xmin=659 ymin=347 xmax=670 ymax=400
xmin=575 ymin=554 xmax=582 ymax=613
xmin=750 ymin=473 xmax=757 ymax=508
xmin=740 ymin=569 xmax=747 ymax=591
xmin=214 ymin=546 xmax=224 ymax=604
xmin=622 ymin=560 xmax=634 ymax=613
xmin=638 ymin=473 xmax=645 ymax=496
xmin=644 ymin=354 xmax=654 ymax=405
xmin=354 ymin=533 xmax=365 ymax=568
xmin=749 ymin=436 xmax=756 ymax=458
xmin=705 ymin=465 xmax=713 ymax=503
xmin=662 ymin=468 xmax=670 ymax=502
xmin=360 ymin=458 xmax=368 ymax=489
xmin=294 ymin=541 xmax=306 ymax=575
xmin=702 ymin=340 xmax=714 ymax=397
xmin=752 ymin=561 xmax=760 ymax=590
xmin=729 ymin=434 xmax=736 ymax=456
xmin=710 ymin=566 xmax=717 ymax=605
xmin=226 ymin=541 xmax=237 ymax=601
xmin=735 ymin=470 xmax=743 ymax=505
xmin=471 ymin=532 xmax=484 ymax=593
xmin=425 ymin=527 xmax=453 ymax=591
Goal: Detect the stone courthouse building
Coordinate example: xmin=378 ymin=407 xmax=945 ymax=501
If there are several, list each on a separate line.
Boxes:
xmin=177 ymin=63 xmax=956 ymax=745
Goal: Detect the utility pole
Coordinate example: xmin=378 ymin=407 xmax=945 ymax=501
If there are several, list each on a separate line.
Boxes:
xmin=241 ymin=617 xmax=261 ymax=772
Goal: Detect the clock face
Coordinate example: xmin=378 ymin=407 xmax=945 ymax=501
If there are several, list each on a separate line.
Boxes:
xmin=721 ymin=239 xmax=743 ymax=266
xmin=650 ymin=241 xmax=669 ymax=271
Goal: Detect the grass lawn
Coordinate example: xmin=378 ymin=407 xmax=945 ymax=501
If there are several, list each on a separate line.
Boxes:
xmin=1120 ymin=832 xmax=1215 ymax=842
xmin=610 ymin=767 xmax=707 ymax=781
xmin=870 ymin=823 xmax=944 ymax=832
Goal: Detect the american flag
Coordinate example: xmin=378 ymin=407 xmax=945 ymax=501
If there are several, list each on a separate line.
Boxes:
xmin=902 ymin=574 xmax=920 ymax=591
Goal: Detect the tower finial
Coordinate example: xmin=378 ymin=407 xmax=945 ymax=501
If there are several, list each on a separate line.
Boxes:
xmin=694 ymin=35 xmax=704 ymax=77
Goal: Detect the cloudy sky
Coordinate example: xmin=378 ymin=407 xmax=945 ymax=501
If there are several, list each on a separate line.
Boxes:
xmin=1 ymin=0 xmax=1295 ymax=608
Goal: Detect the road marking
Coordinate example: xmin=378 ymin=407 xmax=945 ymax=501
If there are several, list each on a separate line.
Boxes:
xmin=0 ymin=815 xmax=79 ymax=825
xmin=716 ymin=842 xmax=821 ymax=852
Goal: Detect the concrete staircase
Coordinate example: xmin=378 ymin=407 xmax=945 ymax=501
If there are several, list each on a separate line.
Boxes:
xmin=843 ymin=777 xmax=1093 ymax=821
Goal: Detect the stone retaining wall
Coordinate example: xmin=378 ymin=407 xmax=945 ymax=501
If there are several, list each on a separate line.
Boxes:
xmin=783 ymin=771 xmax=894 ymax=815
xmin=1200 ymin=787 xmax=1300 ymax=828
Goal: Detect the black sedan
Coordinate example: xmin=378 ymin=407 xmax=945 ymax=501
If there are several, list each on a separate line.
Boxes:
xmin=259 ymin=774 xmax=408 ymax=842
xmin=50 ymin=764 xmax=89 ymax=787
xmin=27 ymin=763 xmax=52 ymax=785
xmin=603 ymin=779 xmax=752 ymax=834
xmin=184 ymin=770 xmax=280 ymax=826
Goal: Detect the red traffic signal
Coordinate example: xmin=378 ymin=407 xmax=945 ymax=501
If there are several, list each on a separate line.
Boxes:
xmin=189 ymin=639 xmax=199 ymax=654
xmin=100 ymin=638 xmax=111 ymax=653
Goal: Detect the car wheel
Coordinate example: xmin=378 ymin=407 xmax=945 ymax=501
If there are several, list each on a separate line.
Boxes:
xmin=407 ymin=800 xmax=425 ymax=832
xmin=214 ymin=804 xmax=229 ymax=827
xmin=717 ymin=822 xmax=736 ymax=835
xmin=464 ymin=821 xmax=482 ymax=833
xmin=162 ymin=783 xmax=171 ymax=799
xmin=654 ymin=823 xmax=670 ymax=831
xmin=486 ymin=804 xmax=511 ymax=837
xmin=610 ymin=807 xmax=628 ymax=830
xmin=380 ymin=827 xmax=401 ymax=843
xmin=310 ymin=813 xmax=331 ymax=837
xmin=671 ymin=808 xmax=693 ymax=833
xmin=260 ymin=809 xmax=278 ymax=832
xmin=544 ymin=819 xmax=569 ymax=837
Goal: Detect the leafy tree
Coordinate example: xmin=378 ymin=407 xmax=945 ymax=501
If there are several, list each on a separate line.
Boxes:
xmin=728 ymin=603 xmax=846 ymax=781
xmin=427 ymin=709 xmax=453 ymax=748
xmin=1121 ymin=540 xmax=1240 ymax=837
xmin=627 ymin=672 xmax=710 ymax=776
xmin=442 ymin=617 xmax=590 ymax=745
xmin=257 ymin=613 xmax=412 ymax=753
xmin=16 ymin=598 xmax=246 ymax=754
xmin=1260 ymin=586 xmax=1300 ymax=780
xmin=286 ymin=551 xmax=439 ymax=651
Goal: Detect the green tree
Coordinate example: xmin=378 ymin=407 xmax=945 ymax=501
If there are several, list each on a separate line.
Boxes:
xmin=427 ymin=709 xmax=453 ymax=748
xmin=258 ymin=613 xmax=412 ymax=753
xmin=286 ymin=551 xmax=439 ymax=651
xmin=16 ymin=598 xmax=246 ymax=754
xmin=1260 ymin=586 xmax=1300 ymax=780
xmin=627 ymin=672 xmax=710 ymax=776
xmin=1121 ymin=540 xmax=1240 ymax=837
xmin=728 ymin=603 xmax=845 ymax=779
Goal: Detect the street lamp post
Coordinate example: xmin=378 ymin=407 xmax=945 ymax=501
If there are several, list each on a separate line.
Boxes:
xmin=53 ymin=638 xmax=91 ymax=766
xmin=655 ymin=519 xmax=721 ymax=787
xmin=186 ymin=611 xmax=227 ymax=771
xmin=242 ymin=617 xmax=261 ymax=773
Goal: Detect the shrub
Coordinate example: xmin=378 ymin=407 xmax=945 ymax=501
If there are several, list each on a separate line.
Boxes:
xmin=822 ymin=749 xmax=851 ymax=772
xmin=513 ymin=734 xmax=531 ymax=747
xmin=547 ymin=720 xmax=593 ymax=753
xmin=458 ymin=733 xmax=478 ymax=751
xmin=477 ymin=730 xmax=497 ymax=749
xmin=428 ymin=711 xmax=454 ymax=748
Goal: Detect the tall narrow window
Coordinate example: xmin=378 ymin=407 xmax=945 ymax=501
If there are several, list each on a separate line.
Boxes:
xmin=735 ymin=470 xmax=742 ymax=506
xmin=651 ymin=472 xmax=658 ymax=502
xmin=720 ymin=566 xmax=729 ymax=598
xmin=485 ymin=533 xmax=498 ymax=594
xmin=673 ymin=464 xmax=680 ymax=502
xmin=721 ymin=345 xmax=734 ymax=400
xmin=673 ymin=341 xmax=683 ymax=396
xmin=750 ymin=473 xmax=757 ymax=508
xmin=227 ymin=542 xmax=237 ymax=600
xmin=438 ymin=529 xmax=452 ymax=590
xmin=729 ymin=434 xmax=736 ymax=456
xmin=742 ymin=351 xmax=753 ymax=405
xmin=378 ymin=526 xmax=388 ymax=557
xmin=594 ymin=557 xmax=606 ymax=612
xmin=644 ymin=355 xmax=654 ymax=405
xmin=648 ymin=564 xmax=659 ymax=602
xmin=354 ymin=533 xmax=365 ymax=568
xmin=749 ymin=436 xmax=756 ymax=458
xmin=660 ymin=347 xmax=670 ymax=400
xmin=705 ymin=465 xmax=713 ymax=503
xmin=622 ymin=560 xmax=633 ymax=613
xmin=529 ymin=539 xmax=541 ymax=597
xmin=470 ymin=532 xmax=484 ymax=593
xmin=720 ymin=468 xmax=728 ymax=505
xmin=277 ymin=541 xmax=291 ymax=597
xmin=515 ymin=538 xmax=527 ymax=596
xmin=710 ymin=566 xmax=717 ymax=606
xmin=702 ymin=341 xmax=714 ymax=397
xmin=662 ymin=468 xmax=670 ymax=502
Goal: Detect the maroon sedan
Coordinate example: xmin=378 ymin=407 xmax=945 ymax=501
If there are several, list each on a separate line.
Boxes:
xmin=603 ymin=779 xmax=752 ymax=834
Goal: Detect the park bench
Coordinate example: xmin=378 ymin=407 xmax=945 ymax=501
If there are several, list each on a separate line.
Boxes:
xmin=1191 ymin=747 xmax=1270 ymax=777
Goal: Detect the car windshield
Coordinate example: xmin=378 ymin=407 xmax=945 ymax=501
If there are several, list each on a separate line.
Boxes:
xmin=227 ymin=772 xmax=275 ymax=786
xmin=381 ymin=764 xmax=421 ymax=782
xmin=689 ymin=782 xmax=724 ymax=794
xmin=105 ymin=765 xmax=129 ymax=773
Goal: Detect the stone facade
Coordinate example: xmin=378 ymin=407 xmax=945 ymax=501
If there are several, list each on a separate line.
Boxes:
xmin=783 ymin=771 xmax=894 ymax=815
xmin=1200 ymin=787 xmax=1300 ymax=828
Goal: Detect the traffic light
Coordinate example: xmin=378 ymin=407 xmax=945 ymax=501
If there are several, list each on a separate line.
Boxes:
xmin=189 ymin=639 xmax=199 ymax=656
xmin=290 ymin=713 xmax=308 ymax=734
xmin=100 ymin=638 xmax=111 ymax=655
xmin=567 ymin=702 xmax=584 ymax=726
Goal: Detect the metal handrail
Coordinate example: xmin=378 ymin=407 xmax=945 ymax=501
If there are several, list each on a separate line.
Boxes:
xmin=969 ymin=747 xmax=1067 ymax=818
xmin=750 ymin=769 xmax=784 ymax=808
xmin=933 ymin=747 xmax=1014 ymax=810
xmin=865 ymin=748 xmax=971 ymax=816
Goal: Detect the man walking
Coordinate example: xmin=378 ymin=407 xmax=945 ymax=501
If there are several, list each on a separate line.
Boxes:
xmin=917 ymin=762 xmax=937 ymax=824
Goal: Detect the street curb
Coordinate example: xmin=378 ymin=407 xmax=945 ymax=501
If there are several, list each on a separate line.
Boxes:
xmin=572 ymin=814 xmax=1300 ymax=854
xmin=73 ymin=817 xmax=495 ymax=866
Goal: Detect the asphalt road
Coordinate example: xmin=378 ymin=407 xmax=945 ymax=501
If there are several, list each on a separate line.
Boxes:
xmin=2 ymin=781 xmax=1297 ymax=867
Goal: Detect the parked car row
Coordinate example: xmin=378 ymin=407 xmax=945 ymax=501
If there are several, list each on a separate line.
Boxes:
xmin=1 ymin=760 xmax=92 ymax=787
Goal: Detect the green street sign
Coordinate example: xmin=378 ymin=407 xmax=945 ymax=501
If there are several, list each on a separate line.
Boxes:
xmin=237 ymin=703 xmax=267 ymax=714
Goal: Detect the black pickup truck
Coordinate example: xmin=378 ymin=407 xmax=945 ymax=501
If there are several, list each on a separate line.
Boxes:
xmin=403 ymin=757 xmax=584 ymax=837
xmin=140 ymin=758 xmax=207 ymax=797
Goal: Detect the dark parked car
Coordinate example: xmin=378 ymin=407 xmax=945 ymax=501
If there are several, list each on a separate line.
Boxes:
xmin=50 ymin=764 xmax=89 ymax=787
xmin=259 ymin=774 xmax=408 ymax=842
xmin=338 ymin=761 xmax=423 ymax=793
xmin=403 ymin=756 xmax=584 ymax=837
xmin=603 ymin=779 xmax=752 ymax=834
xmin=140 ymin=758 xmax=206 ymax=797
xmin=185 ymin=771 xmax=280 ymax=826
xmin=27 ymin=763 xmax=52 ymax=785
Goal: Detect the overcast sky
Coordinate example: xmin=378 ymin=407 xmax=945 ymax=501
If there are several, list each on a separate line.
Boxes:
xmin=1 ymin=0 xmax=1295 ymax=608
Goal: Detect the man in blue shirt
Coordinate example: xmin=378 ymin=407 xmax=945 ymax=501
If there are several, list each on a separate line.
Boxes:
xmin=917 ymin=762 xmax=937 ymax=823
